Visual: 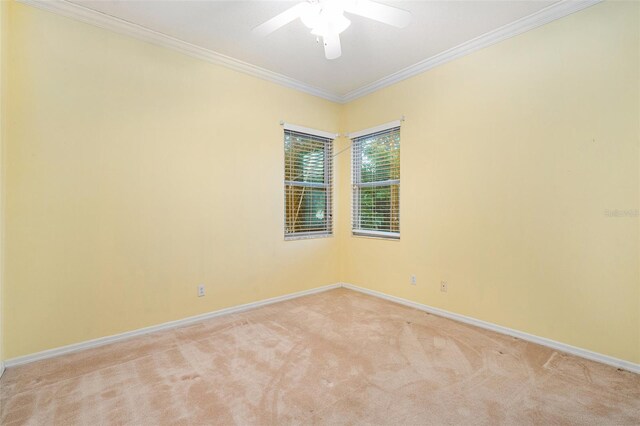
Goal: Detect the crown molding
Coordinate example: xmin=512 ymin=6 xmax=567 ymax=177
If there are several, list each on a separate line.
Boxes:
xmin=16 ymin=0 xmax=343 ymax=103
xmin=341 ymin=0 xmax=602 ymax=102
xmin=18 ymin=0 xmax=602 ymax=104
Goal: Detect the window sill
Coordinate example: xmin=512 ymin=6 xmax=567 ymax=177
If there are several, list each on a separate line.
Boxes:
xmin=352 ymin=230 xmax=400 ymax=240
xmin=285 ymin=233 xmax=333 ymax=241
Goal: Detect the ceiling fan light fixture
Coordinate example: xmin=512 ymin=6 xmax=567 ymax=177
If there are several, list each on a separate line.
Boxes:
xmin=253 ymin=0 xmax=412 ymax=60
xmin=301 ymin=0 xmax=350 ymax=37
xmin=310 ymin=14 xmax=351 ymax=37
xmin=300 ymin=3 xmax=322 ymax=29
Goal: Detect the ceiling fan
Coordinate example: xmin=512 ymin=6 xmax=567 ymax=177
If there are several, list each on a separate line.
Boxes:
xmin=253 ymin=0 xmax=411 ymax=60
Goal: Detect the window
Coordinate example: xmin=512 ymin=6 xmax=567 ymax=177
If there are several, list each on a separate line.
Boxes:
xmin=352 ymin=125 xmax=400 ymax=239
xmin=284 ymin=128 xmax=333 ymax=239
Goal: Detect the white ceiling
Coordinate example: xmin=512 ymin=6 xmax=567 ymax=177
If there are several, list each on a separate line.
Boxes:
xmin=68 ymin=0 xmax=561 ymax=97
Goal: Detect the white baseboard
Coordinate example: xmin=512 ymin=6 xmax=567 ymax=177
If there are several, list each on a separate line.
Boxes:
xmin=341 ymin=283 xmax=639 ymax=374
xmin=5 ymin=282 xmax=638 ymax=374
xmin=0 ymin=361 xmax=5 ymax=378
xmin=3 ymin=283 xmax=341 ymax=368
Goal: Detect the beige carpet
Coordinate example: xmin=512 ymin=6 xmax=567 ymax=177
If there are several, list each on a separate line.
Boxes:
xmin=1 ymin=288 xmax=639 ymax=425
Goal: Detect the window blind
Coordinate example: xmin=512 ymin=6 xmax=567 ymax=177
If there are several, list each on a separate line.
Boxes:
xmin=284 ymin=129 xmax=333 ymax=239
xmin=352 ymin=126 xmax=400 ymax=239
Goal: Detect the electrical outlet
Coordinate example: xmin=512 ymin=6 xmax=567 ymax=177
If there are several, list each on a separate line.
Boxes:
xmin=440 ymin=281 xmax=448 ymax=292
xmin=198 ymin=284 xmax=205 ymax=297
xmin=410 ymin=275 xmax=417 ymax=285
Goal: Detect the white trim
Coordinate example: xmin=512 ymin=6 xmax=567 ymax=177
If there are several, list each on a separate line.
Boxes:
xmin=284 ymin=233 xmax=333 ymax=241
xmin=16 ymin=0 xmax=602 ymax=104
xmin=282 ymin=122 xmax=337 ymax=140
xmin=15 ymin=0 xmax=342 ymax=103
xmin=3 ymin=284 xmax=341 ymax=368
xmin=352 ymin=230 xmax=400 ymax=240
xmin=340 ymin=283 xmax=640 ymax=374
xmin=341 ymin=0 xmax=603 ymax=102
xmin=4 ymin=282 xmax=638 ymax=374
xmin=0 ymin=362 xmax=5 ymax=379
xmin=348 ymin=120 xmax=402 ymax=139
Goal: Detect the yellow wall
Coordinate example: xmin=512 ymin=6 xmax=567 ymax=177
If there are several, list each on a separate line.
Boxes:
xmin=3 ymin=0 xmax=639 ymax=365
xmin=338 ymin=1 xmax=640 ymax=363
xmin=3 ymin=1 xmax=341 ymax=359
xmin=0 ymin=0 xmax=7 ymax=366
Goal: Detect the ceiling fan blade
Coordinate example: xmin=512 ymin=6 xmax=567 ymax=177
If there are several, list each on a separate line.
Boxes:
xmin=323 ymin=33 xmax=342 ymax=60
xmin=252 ymin=2 xmax=310 ymax=37
xmin=344 ymin=0 xmax=411 ymax=28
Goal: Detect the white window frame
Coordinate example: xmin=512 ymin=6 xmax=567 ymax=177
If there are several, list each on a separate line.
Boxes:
xmin=283 ymin=123 xmax=336 ymax=240
xmin=350 ymin=120 xmax=401 ymax=240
